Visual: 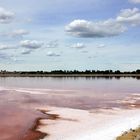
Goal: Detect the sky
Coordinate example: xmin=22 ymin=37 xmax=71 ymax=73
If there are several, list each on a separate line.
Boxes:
xmin=0 ymin=0 xmax=140 ymax=71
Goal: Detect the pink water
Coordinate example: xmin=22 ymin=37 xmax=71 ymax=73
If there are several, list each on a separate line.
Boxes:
xmin=0 ymin=77 xmax=140 ymax=140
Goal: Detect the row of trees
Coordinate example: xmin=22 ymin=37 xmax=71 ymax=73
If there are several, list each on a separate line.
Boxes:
xmin=0 ymin=70 xmax=140 ymax=74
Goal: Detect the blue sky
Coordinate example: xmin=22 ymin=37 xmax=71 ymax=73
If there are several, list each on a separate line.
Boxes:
xmin=0 ymin=0 xmax=140 ymax=71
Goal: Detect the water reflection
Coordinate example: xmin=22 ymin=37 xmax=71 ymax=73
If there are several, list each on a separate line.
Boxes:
xmin=47 ymin=76 xmax=140 ymax=80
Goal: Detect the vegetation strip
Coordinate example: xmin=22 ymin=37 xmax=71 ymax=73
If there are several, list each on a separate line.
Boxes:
xmin=0 ymin=70 xmax=140 ymax=77
xmin=0 ymin=69 xmax=140 ymax=75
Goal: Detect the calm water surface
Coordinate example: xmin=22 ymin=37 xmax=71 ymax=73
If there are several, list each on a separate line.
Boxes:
xmin=0 ymin=77 xmax=139 ymax=92
xmin=0 ymin=77 xmax=140 ymax=140
xmin=0 ymin=77 xmax=140 ymax=109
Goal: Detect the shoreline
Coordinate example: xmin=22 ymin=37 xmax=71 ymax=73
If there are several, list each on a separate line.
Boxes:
xmin=6 ymin=106 xmax=139 ymax=140
xmin=0 ymin=74 xmax=140 ymax=77
xmin=22 ymin=109 xmax=60 ymax=140
xmin=22 ymin=117 xmax=47 ymax=140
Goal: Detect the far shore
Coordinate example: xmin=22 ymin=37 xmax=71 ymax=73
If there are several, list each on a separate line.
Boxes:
xmin=0 ymin=73 xmax=140 ymax=77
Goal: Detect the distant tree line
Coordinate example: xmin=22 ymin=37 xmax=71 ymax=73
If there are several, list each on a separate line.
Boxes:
xmin=0 ymin=69 xmax=140 ymax=75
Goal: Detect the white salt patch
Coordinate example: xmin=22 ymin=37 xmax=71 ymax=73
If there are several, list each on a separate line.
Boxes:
xmin=13 ymin=89 xmax=48 ymax=94
xmin=3 ymin=88 xmax=75 ymax=94
xmin=38 ymin=107 xmax=140 ymax=140
xmin=0 ymin=86 xmax=74 ymax=95
xmin=116 ymin=93 xmax=140 ymax=104
xmin=0 ymin=87 xmax=7 ymax=91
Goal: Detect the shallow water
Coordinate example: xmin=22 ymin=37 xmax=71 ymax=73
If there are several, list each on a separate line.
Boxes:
xmin=0 ymin=77 xmax=140 ymax=109
xmin=0 ymin=77 xmax=140 ymax=140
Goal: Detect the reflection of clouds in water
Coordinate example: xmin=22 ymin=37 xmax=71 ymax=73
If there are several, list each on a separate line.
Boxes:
xmin=0 ymin=77 xmax=140 ymax=110
xmin=0 ymin=86 xmax=138 ymax=110
xmin=116 ymin=93 xmax=140 ymax=108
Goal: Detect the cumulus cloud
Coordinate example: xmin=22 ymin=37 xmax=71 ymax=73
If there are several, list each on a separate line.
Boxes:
xmin=20 ymin=40 xmax=43 ymax=49
xmin=97 ymin=44 xmax=106 ymax=48
xmin=65 ymin=19 xmax=126 ymax=38
xmin=117 ymin=8 xmax=140 ymax=26
xmin=21 ymin=49 xmax=32 ymax=55
xmin=0 ymin=45 xmax=16 ymax=50
xmin=47 ymin=51 xmax=61 ymax=57
xmin=71 ymin=43 xmax=86 ymax=49
xmin=0 ymin=7 xmax=15 ymax=24
xmin=65 ymin=8 xmax=140 ymax=38
xmin=129 ymin=0 xmax=140 ymax=3
xmin=0 ymin=29 xmax=29 ymax=39
xmin=10 ymin=29 xmax=29 ymax=37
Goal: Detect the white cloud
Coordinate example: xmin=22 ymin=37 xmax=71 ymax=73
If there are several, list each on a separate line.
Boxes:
xmin=65 ymin=19 xmax=126 ymax=38
xmin=0 ymin=29 xmax=29 ymax=39
xmin=129 ymin=0 xmax=140 ymax=4
xmin=0 ymin=45 xmax=16 ymax=50
xmin=97 ymin=44 xmax=106 ymax=48
xmin=47 ymin=51 xmax=61 ymax=57
xmin=10 ymin=29 xmax=29 ymax=37
xmin=65 ymin=8 xmax=140 ymax=38
xmin=0 ymin=7 xmax=15 ymax=24
xmin=71 ymin=43 xmax=86 ymax=49
xmin=117 ymin=8 xmax=140 ymax=25
xmin=21 ymin=49 xmax=32 ymax=55
xmin=20 ymin=40 xmax=43 ymax=49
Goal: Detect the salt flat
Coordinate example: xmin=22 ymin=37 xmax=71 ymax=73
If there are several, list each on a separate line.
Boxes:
xmin=37 ymin=107 xmax=140 ymax=140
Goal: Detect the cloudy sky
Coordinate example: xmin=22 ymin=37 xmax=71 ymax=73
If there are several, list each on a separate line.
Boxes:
xmin=0 ymin=0 xmax=140 ymax=71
